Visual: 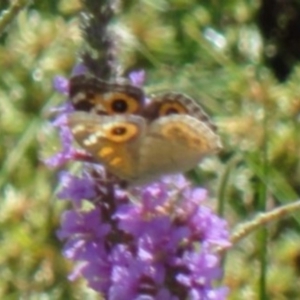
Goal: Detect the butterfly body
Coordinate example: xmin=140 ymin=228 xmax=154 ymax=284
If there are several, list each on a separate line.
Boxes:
xmin=67 ymin=75 xmax=222 ymax=185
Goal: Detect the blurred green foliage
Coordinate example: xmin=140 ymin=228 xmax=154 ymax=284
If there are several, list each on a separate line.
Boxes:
xmin=1 ymin=0 xmax=300 ymax=299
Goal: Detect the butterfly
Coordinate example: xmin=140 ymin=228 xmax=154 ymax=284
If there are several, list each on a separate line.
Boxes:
xmin=67 ymin=75 xmax=222 ymax=185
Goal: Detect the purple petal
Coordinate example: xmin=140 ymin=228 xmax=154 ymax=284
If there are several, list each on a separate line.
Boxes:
xmin=57 ymin=172 xmax=96 ymax=206
xmin=129 ymin=70 xmax=146 ymax=86
xmin=53 ymin=76 xmax=69 ymax=94
xmin=72 ymin=63 xmax=88 ymax=76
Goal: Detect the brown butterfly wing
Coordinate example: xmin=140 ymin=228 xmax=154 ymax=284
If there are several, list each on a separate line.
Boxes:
xmin=135 ymin=114 xmax=221 ymax=184
xmin=68 ymin=112 xmax=146 ymax=181
xmin=145 ymin=92 xmax=217 ymax=132
xmin=69 ymin=75 xmax=145 ymax=115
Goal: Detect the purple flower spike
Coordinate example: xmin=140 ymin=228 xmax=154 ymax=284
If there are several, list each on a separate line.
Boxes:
xmin=54 ymin=167 xmax=230 ymax=299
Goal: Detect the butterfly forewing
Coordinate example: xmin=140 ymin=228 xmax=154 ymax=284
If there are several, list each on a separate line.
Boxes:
xmin=68 ymin=112 xmax=146 ymax=181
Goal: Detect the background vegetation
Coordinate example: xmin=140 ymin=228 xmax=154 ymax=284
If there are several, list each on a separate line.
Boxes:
xmin=1 ymin=0 xmax=300 ymax=299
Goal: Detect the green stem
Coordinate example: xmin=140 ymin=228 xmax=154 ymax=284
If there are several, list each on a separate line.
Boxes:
xmin=258 ymin=166 xmax=268 ymax=300
xmin=258 ymin=91 xmax=268 ymax=300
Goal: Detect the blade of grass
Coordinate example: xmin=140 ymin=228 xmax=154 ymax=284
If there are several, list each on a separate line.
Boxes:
xmin=0 ymin=0 xmax=30 ymax=36
xmin=217 ymin=155 xmax=240 ymax=216
xmin=0 ymin=117 xmax=40 ymax=189
xmin=246 ymin=154 xmax=300 ymax=222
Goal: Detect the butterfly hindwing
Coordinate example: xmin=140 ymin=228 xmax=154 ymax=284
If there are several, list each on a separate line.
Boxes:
xmin=69 ymin=74 xmax=145 ymax=115
xmin=135 ymin=113 xmax=221 ymax=183
xmin=145 ymin=92 xmax=217 ymax=132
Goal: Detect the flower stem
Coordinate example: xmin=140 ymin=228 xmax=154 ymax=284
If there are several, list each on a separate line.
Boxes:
xmin=80 ymin=0 xmax=120 ymax=79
